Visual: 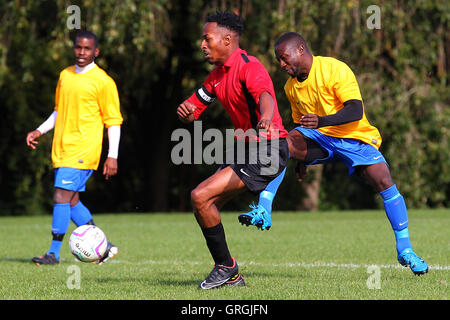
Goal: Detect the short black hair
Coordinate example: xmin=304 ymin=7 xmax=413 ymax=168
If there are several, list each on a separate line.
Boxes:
xmin=74 ymin=30 xmax=98 ymax=47
xmin=206 ymin=11 xmax=245 ymax=35
xmin=275 ymin=32 xmax=308 ymax=50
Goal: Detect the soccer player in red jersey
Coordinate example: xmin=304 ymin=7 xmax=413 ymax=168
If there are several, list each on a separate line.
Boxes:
xmin=177 ymin=11 xmax=289 ymax=289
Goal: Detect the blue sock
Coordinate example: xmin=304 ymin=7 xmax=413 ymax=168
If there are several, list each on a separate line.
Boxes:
xmin=394 ymin=228 xmax=412 ymax=255
xmin=70 ymin=201 xmax=93 ymax=227
xmin=380 ymin=184 xmax=412 ymax=255
xmin=48 ymin=203 xmax=71 ymax=259
xmin=48 ymin=240 xmax=63 ymax=260
xmin=258 ymin=168 xmax=286 ymax=214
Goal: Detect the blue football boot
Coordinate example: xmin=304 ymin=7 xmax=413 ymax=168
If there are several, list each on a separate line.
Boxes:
xmin=238 ymin=203 xmax=272 ymax=230
xmin=397 ymin=248 xmax=428 ymax=275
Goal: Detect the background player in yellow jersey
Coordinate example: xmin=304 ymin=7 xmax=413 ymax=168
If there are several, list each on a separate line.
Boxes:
xmin=26 ymin=31 xmax=123 ymax=265
xmin=254 ymin=32 xmax=427 ymax=275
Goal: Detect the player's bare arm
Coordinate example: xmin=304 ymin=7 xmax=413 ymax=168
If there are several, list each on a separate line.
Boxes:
xmin=177 ymin=101 xmax=196 ymax=123
xmin=103 ymin=157 xmax=118 ymax=180
xmin=257 ymin=91 xmax=275 ymax=131
xmin=299 ymin=113 xmax=319 ymax=128
xmin=26 ymin=130 xmax=42 ymax=149
xmin=26 ymin=110 xmax=57 ymax=149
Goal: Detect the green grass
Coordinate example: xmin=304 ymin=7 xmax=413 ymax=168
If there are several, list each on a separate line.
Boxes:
xmin=0 ymin=209 xmax=448 ymax=300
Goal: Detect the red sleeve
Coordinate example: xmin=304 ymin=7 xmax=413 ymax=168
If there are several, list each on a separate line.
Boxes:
xmin=186 ymin=71 xmax=217 ymax=120
xmin=240 ymin=61 xmax=275 ymax=105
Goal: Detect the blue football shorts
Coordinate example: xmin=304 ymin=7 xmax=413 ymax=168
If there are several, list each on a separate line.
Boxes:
xmin=54 ymin=167 xmax=94 ymax=192
xmin=293 ymin=127 xmax=387 ymax=175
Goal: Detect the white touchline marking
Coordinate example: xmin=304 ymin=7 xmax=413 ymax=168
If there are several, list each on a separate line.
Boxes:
xmin=108 ymin=259 xmax=450 ymax=270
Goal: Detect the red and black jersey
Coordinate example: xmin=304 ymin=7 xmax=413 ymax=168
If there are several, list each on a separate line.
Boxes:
xmin=187 ymin=48 xmax=288 ymax=140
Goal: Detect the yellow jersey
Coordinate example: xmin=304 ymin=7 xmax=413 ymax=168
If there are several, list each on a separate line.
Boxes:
xmin=52 ymin=65 xmax=123 ymax=170
xmin=284 ymin=56 xmax=382 ymax=148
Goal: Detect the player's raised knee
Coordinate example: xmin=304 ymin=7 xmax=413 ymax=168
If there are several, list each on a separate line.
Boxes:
xmin=287 ymin=131 xmax=307 ymax=160
xmin=191 ymin=188 xmax=208 ymax=211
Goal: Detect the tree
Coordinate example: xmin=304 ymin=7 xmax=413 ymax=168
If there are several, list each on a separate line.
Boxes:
xmin=0 ymin=0 xmax=448 ymax=215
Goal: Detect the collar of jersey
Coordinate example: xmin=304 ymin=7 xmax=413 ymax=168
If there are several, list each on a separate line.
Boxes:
xmin=294 ymin=55 xmax=315 ymax=87
xmin=75 ymin=61 xmax=97 ymax=74
xmin=222 ymin=48 xmax=246 ymax=69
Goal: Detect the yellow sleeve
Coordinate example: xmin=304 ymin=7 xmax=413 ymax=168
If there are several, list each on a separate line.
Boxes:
xmin=99 ymin=77 xmax=123 ymax=128
xmin=290 ymin=100 xmax=302 ymax=124
xmin=54 ymin=75 xmax=61 ymax=111
xmin=331 ymin=62 xmax=362 ymax=103
xmin=284 ymin=81 xmax=302 ymax=124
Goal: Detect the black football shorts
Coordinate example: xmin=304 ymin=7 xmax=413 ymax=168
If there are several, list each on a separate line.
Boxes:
xmin=219 ymin=138 xmax=289 ymax=194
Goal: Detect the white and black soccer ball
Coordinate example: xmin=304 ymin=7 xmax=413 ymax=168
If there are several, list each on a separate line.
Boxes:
xmin=69 ymin=225 xmax=108 ymax=262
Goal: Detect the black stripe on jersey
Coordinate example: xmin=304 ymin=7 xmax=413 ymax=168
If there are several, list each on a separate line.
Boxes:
xmin=241 ymin=53 xmax=250 ymax=63
xmin=195 ymin=85 xmax=215 ymax=105
xmin=240 ymin=53 xmax=258 ymax=129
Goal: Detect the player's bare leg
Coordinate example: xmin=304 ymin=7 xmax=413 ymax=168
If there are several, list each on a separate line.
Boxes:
xmin=191 ymin=166 xmax=247 ymax=289
xmin=357 ymin=162 xmax=394 ymax=192
xmin=53 ymin=187 xmax=77 ymax=204
xmin=191 ymin=166 xmax=246 ymax=227
xmin=286 ymin=129 xmax=308 ymax=161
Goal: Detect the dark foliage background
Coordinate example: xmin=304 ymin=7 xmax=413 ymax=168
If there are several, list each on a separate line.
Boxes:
xmin=0 ymin=0 xmax=448 ymax=215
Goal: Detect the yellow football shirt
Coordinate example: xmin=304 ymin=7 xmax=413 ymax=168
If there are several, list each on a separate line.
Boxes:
xmin=284 ymin=56 xmax=382 ymax=148
xmin=52 ymin=65 xmax=123 ymax=170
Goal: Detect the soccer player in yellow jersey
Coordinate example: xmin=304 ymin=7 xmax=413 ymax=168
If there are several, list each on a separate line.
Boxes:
xmin=249 ymin=32 xmax=427 ymax=275
xmin=26 ymin=31 xmax=123 ymax=265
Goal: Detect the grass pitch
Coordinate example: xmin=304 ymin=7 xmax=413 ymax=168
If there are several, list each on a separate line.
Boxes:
xmin=0 ymin=209 xmax=448 ymax=300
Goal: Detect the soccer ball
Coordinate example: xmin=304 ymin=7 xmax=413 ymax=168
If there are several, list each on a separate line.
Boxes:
xmin=69 ymin=225 xmax=107 ymax=262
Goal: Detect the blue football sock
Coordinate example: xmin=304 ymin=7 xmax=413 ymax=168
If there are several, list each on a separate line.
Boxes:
xmin=48 ymin=240 xmax=63 ymax=260
xmin=394 ymin=228 xmax=412 ymax=255
xmin=70 ymin=201 xmax=94 ymax=227
xmin=258 ymin=168 xmax=286 ymax=214
xmin=380 ymin=184 xmax=412 ymax=254
xmin=48 ymin=202 xmax=71 ymax=259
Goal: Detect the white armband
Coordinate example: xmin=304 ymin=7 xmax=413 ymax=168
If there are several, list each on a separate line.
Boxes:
xmin=36 ymin=111 xmax=57 ymax=134
xmin=107 ymin=126 xmax=121 ymax=159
